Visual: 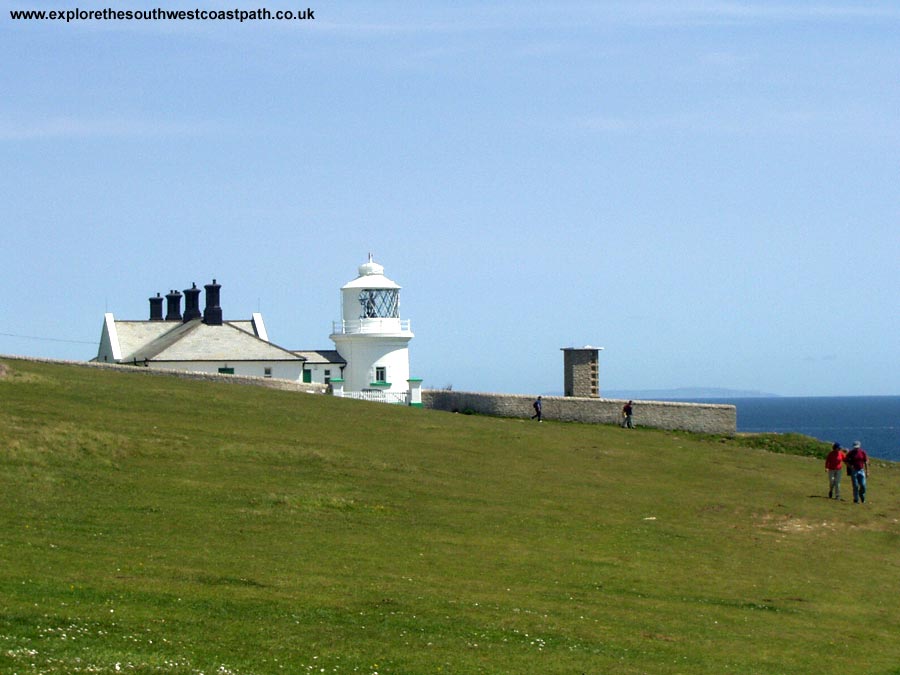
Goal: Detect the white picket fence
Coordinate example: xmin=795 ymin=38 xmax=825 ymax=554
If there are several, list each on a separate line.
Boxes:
xmin=341 ymin=390 xmax=410 ymax=405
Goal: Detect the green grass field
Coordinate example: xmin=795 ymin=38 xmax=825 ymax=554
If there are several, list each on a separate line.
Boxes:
xmin=1 ymin=358 xmax=898 ymax=675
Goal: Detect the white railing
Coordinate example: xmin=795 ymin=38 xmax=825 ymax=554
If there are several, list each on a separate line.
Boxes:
xmin=342 ymin=390 xmax=410 ymax=405
xmin=331 ymin=319 xmax=412 ymax=335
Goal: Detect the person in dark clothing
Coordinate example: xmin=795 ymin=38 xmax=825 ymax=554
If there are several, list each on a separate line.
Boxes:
xmin=531 ymin=396 xmax=543 ymax=422
xmin=622 ymin=400 xmax=634 ymax=428
xmin=845 ymin=441 xmax=870 ymax=503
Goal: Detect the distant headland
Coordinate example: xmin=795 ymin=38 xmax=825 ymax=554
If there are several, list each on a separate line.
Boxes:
xmin=604 ymin=387 xmax=779 ymax=400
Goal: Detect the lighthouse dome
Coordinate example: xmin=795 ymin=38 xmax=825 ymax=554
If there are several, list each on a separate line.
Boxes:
xmin=358 ymin=258 xmax=384 ymax=277
xmin=341 ymin=256 xmax=401 ymax=291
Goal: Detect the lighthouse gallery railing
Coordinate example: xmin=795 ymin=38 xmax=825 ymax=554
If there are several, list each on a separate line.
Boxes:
xmin=331 ymin=319 xmax=412 ymax=335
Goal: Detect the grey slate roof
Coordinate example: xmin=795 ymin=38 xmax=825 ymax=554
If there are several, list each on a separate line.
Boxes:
xmin=228 ymin=320 xmax=257 ymax=336
xmin=113 ymin=321 xmax=176 ymax=360
xmin=119 ymin=319 xmax=304 ymax=363
xmin=292 ymin=350 xmax=346 ymax=365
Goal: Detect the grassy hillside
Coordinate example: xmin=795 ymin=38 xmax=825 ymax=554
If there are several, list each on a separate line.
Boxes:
xmin=1 ymin=358 xmax=898 ymax=675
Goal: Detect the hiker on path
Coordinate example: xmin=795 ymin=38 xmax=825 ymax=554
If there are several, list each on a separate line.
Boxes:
xmin=825 ymin=442 xmax=846 ymax=499
xmin=622 ymin=400 xmax=634 ymax=429
xmin=531 ymin=396 xmax=543 ymax=422
xmin=845 ymin=441 xmax=870 ymax=504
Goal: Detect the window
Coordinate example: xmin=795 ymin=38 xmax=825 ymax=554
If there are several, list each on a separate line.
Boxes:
xmin=358 ymin=288 xmax=399 ymax=318
xmin=218 ymin=367 xmax=235 ymax=375
xmin=375 ymin=366 xmax=387 ymax=382
xmin=264 ymin=367 xmax=272 ymax=378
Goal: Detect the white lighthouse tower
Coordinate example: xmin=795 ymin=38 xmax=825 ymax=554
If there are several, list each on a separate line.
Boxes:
xmin=330 ymin=255 xmax=415 ymax=398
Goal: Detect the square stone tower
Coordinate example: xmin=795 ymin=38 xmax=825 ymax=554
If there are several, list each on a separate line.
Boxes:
xmin=561 ymin=346 xmax=602 ymax=397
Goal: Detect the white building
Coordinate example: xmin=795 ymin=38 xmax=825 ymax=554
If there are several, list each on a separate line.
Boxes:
xmin=329 ymin=256 xmax=415 ymax=398
xmin=95 ymin=280 xmax=306 ymax=380
xmin=292 ymin=350 xmax=346 ymax=386
xmin=94 ymin=258 xmax=420 ymax=403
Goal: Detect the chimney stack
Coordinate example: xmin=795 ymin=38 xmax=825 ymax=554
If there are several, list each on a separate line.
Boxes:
xmin=183 ymin=283 xmax=202 ymax=322
xmin=165 ymin=290 xmax=183 ymax=321
xmin=149 ymin=293 xmax=164 ymax=321
xmin=203 ymin=279 xmax=223 ymax=326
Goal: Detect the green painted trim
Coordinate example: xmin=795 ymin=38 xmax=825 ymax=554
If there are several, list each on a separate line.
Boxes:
xmin=369 ymin=381 xmax=391 ymax=388
xmin=330 ymin=378 xmax=345 ymax=383
xmin=407 ymin=378 xmax=423 ymax=383
xmin=409 ymin=402 xmax=424 ymax=408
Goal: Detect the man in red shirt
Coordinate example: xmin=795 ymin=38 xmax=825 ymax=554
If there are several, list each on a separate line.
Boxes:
xmin=824 ymin=442 xmax=846 ymax=500
xmin=845 ymin=441 xmax=870 ymax=504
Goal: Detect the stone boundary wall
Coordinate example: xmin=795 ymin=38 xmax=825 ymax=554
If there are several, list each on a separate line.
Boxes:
xmin=0 ymin=355 xmax=329 ymax=395
xmin=422 ymin=390 xmax=736 ymax=435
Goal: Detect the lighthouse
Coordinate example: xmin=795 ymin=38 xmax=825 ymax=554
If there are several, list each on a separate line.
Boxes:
xmin=330 ymin=255 xmax=415 ymax=396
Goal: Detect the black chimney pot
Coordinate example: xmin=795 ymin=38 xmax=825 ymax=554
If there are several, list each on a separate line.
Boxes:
xmin=183 ymin=283 xmax=202 ymax=322
xmin=149 ymin=293 xmax=164 ymax=321
xmin=203 ymin=279 xmax=223 ymax=326
xmin=165 ymin=290 xmax=183 ymax=321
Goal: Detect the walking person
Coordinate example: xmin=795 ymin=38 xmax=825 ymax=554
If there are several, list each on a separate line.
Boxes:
xmin=531 ymin=396 xmax=543 ymax=422
xmin=845 ymin=441 xmax=870 ymax=504
xmin=825 ymin=442 xmax=846 ymax=499
xmin=622 ymin=400 xmax=634 ymax=428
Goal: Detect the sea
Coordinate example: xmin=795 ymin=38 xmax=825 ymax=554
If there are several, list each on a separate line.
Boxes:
xmin=677 ymin=396 xmax=900 ymax=462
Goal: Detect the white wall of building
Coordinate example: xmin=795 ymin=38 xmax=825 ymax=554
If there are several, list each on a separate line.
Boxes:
xmin=303 ymin=363 xmax=344 ymax=385
xmin=97 ymin=314 xmax=120 ymax=362
xmin=331 ymin=336 xmax=411 ymax=393
xmin=148 ymin=361 xmax=304 ymax=381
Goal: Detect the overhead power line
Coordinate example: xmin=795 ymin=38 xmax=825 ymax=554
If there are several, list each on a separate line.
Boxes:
xmin=0 ymin=331 xmax=96 ymax=345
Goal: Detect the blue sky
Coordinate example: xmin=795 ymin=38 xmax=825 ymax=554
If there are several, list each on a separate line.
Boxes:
xmin=2 ymin=1 xmax=898 ymax=396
